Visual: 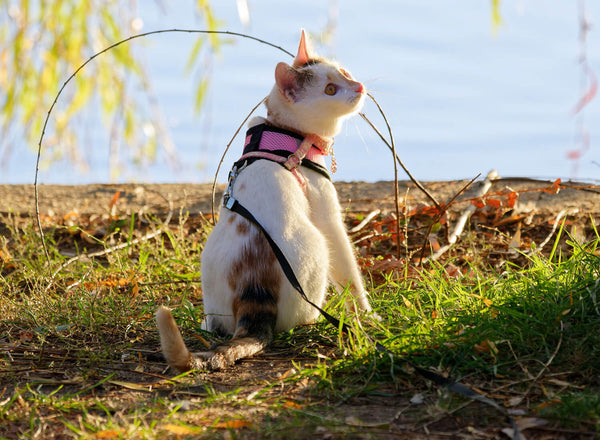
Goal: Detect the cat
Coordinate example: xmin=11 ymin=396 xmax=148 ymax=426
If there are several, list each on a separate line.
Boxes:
xmin=156 ymin=30 xmax=375 ymax=372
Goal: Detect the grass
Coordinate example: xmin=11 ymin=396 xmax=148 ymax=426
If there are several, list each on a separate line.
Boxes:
xmin=1 ymin=206 xmax=600 ymax=439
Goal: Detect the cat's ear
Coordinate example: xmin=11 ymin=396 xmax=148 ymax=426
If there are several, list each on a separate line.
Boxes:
xmin=275 ymin=62 xmax=300 ymax=102
xmin=293 ymin=29 xmax=311 ymax=67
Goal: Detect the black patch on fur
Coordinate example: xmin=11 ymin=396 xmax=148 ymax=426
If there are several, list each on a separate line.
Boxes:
xmin=300 ymin=59 xmax=321 ymax=67
xmin=240 ymin=284 xmax=277 ymax=306
xmin=237 ymin=285 xmax=277 ymax=341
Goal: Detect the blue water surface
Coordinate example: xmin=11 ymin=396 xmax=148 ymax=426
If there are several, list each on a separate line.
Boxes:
xmin=2 ymin=1 xmax=599 ymax=184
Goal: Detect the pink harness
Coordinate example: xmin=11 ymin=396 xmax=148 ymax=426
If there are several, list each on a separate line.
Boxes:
xmin=237 ymin=127 xmax=334 ymax=187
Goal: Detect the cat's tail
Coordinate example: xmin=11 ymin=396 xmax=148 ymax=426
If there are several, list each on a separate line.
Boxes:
xmin=156 ymin=285 xmax=277 ymax=372
xmin=156 ymin=306 xmax=203 ymax=372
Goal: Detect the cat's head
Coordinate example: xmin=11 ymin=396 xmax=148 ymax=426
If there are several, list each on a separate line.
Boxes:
xmin=265 ymin=30 xmax=365 ymax=139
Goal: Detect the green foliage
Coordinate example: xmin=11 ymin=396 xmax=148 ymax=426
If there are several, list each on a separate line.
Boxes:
xmin=0 ymin=0 xmax=219 ymax=176
xmin=2 ymin=210 xmax=600 ymax=436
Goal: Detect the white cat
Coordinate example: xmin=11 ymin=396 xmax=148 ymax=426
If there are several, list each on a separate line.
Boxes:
xmin=157 ymin=30 xmax=375 ymax=372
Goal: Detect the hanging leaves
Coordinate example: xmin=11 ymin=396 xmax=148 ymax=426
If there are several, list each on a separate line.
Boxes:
xmin=0 ymin=1 xmax=219 ymax=178
xmin=491 ymin=0 xmax=503 ymax=34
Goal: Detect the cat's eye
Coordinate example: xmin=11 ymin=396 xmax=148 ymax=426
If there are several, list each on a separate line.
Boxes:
xmin=325 ymin=84 xmax=337 ymax=95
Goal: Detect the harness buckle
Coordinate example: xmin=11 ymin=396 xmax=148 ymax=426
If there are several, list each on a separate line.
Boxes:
xmin=223 ymin=161 xmax=247 ymax=208
xmin=284 ymin=153 xmax=302 ymax=170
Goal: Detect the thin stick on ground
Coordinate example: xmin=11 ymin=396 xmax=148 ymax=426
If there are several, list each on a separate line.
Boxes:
xmin=525 ymin=208 xmax=576 ymax=256
xmin=349 ymin=209 xmax=381 ymax=233
xmin=45 ymin=199 xmax=174 ymax=291
xmin=425 ymin=170 xmax=498 ymax=263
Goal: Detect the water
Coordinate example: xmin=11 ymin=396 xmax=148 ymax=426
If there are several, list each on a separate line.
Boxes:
xmin=2 ymin=1 xmax=599 ymax=184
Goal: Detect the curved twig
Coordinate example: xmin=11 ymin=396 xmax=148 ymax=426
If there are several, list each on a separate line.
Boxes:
xmin=210 ymin=97 xmax=267 ymax=224
xmin=424 ymin=170 xmax=495 ymax=263
xmin=360 ymin=94 xmax=402 ymax=258
xmin=359 ymin=110 xmax=440 ymax=210
xmin=35 ymin=29 xmax=294 ymax=264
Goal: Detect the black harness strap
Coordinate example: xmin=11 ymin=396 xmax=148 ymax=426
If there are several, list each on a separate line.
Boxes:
xmin=225 ymin=197 xmax=348 ymax=334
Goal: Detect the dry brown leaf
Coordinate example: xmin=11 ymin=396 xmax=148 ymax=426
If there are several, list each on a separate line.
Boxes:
xmin=213 ymin=419 xmax=253 ymax=429
xmin=107 ymin=380 xmax=150 ymax=392
xmin=94 ymin=430 xmax=124 ymax=439
xmin=283 ymin=400 xmax=302 ymax=409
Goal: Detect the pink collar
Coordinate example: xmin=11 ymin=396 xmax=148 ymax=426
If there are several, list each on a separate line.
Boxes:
xmin=237 ymin=124 xmax=335 ymax=187
xmin=242 ymin=128 xmax=332 ymax=168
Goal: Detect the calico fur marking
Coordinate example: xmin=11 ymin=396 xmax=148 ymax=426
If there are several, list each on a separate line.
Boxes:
xmin=227 ymin=229 xmax=282 ymax=297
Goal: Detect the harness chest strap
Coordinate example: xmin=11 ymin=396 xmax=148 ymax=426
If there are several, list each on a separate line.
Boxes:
xmin=236 ymin=125 xmax=333 ymax=187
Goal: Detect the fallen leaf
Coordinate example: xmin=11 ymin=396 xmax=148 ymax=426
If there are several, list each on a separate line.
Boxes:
xmin=401 ymin=294 xmax=413 ymax=309
xmin=109 ymin=191 xmax=122 ymax=216
xmin=95 ymin=430 xmax=124 ymax=439
xmin=501 ymin=416 xmax=549 ymax=439
xmin=533 ymin=399 xmax=562 ymax=411
xmin=279 ymin=368 xmax=297 ymax=380
xmin=470 ymin=293 xmax=493 ymax=307
xmin=410 ymin=393 xmax=424 ymax=404
xmin=283 ymin=400 xmax=302 ymax=409
xmin=213 ymin=419 xmax=253 ymax=429
xmin=471 ymin=199 xmax=485 ymax=209
xmin=63 ymin=211 xmax=78 ymax=221
xmin=474 ymin=339 xmax=499 ymax=357
xmin=160 ymin=424 xmax=197 ymax=435
xmin=428 ymin=236 xmax=440 ymax=252
xmin=107 ymin=380 xmax=150 ymax=392
xmin=507 ymin=396 xmax=523 ymax=407
xmin=486 ymin=198 xmax=502 ymax=208
xmin=543 ymin=178 xmax=561 ymax=194
xmin=546 ymin=378 xmax=584 ymax=389
xmin=507 ymin=191 xmax=519 ymax=208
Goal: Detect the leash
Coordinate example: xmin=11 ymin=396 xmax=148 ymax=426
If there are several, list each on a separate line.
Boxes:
xmin=222 ymin=172 xmax=520 ymax=439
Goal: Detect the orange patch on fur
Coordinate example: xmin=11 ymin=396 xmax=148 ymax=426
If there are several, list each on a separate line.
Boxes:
xmin=227 ymin=231 xmax=282 ymax=303
xmin=231 ymin=296 xmax=278 ymax=327
xmin=236 ymin=219 xmax=251 ymax=236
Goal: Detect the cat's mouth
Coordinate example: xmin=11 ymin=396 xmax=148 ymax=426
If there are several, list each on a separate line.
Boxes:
xmin=349 ymin=92 xmax=366 ymax=108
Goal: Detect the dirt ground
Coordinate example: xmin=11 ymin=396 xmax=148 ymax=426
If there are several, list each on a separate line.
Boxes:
xmin=1 ymin=177 xmax=599 ymax=218
xmin=2 ymin=178 xmax=600 ymax=439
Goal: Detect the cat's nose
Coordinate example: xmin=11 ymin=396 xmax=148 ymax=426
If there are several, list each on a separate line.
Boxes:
xmin=355 ymin=83 xmax=365 ymax=94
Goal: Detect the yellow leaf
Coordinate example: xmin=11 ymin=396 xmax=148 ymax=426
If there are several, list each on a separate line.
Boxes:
xmin=469 ymin=293 xmax=493 ymax=307
xmin=474 ymin=339 xmax=499 ymax=356
xmin=491 ymin=0 xmax=503 ymax=33
xmin=95 ymin=430 xmax=124 ymax=439
xmin=401 ymin=295 xmax=412 ymax=309
xmin=160 ymin=424 xmax=197 ymax=435
xmin=214 ymin=419 xmax=253 ymax=429
xmin=283 ymin=400 xmax=302 ymax=409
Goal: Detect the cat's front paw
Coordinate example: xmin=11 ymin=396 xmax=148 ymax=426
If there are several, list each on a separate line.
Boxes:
xmin=368 ymin=311 xmax=383 ymax=323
